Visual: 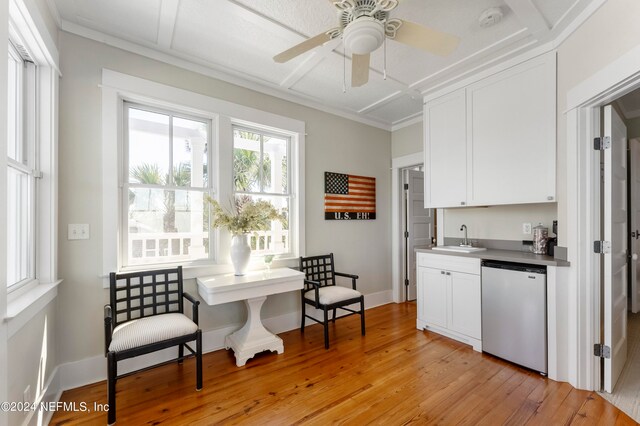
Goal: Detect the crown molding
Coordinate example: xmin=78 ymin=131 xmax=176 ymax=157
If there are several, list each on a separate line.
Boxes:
xmin=552 ymin=0 xmax=607 ymax=48
xmin=59 ymin=20 xmax=394 ymax=132
xmin=390 ymin=113 xmax=422 ymax=132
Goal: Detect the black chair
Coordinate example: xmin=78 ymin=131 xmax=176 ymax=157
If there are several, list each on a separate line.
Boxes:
xmin=104 ymin=266 xmax=202 ymax=425
xmin=300 ymin=253 xmax=365 ymax=349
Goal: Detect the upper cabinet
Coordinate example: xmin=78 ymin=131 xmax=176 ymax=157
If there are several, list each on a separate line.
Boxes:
xmin=424 ymin=89 xmax=467 ymax=208
xmin=423 ymin=52 xmax=557 ymax=209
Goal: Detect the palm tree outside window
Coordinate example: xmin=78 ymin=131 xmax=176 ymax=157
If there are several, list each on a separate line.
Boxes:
xmin=124 ymin=103 xmax=211 ymax=266
xmin=232 ymin=127 xmax=290 ymax=255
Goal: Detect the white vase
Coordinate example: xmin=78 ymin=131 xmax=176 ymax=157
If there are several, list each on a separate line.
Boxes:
xmin=230 ymin=234 xmax=251 ymax=276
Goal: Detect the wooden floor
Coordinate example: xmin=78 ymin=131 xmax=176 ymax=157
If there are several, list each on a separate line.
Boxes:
xmin=52 ymin=303 xmax=637 ymax=425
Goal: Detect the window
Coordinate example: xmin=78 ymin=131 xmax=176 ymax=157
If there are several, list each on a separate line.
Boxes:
xmin=123 ymin=103 xmax=212 ymax=267
xmin=6 ymin=41 xmax=36 ymax=290
xmin=233 ymin=126 xmax=290 ymax=256
xmin=104 ymin=71 xmax=305 ymax=278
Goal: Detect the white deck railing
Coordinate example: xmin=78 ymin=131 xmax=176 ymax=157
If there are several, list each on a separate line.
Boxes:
xmin=129 ymin=230 xmax=289 ymax=262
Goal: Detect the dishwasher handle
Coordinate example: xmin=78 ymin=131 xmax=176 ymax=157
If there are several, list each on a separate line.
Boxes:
xmin=481 ymin=260 xmax=546 ymax=275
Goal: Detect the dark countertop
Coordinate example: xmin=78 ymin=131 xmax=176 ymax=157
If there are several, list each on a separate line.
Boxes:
xmin=415 ymin=246 xmax=570 ymax=267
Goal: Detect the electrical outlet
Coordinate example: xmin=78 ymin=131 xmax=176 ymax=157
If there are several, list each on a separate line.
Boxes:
xmin=23 ymin=385 xmax=31 ymax=404
xmin=523 ymin=223 xmax=532 ymax=234
xmin=68 ymin=224 xmax=90 ymax=240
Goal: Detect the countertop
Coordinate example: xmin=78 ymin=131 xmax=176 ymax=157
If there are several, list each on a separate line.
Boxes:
xmin=415 ymin=246 xmax=570 ymax=267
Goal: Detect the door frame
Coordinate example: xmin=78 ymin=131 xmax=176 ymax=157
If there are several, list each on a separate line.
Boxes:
xmin=392 ymin=153 xmax=423 ymax=303
xmin=566 ymin=42 xmax=640 ymax=391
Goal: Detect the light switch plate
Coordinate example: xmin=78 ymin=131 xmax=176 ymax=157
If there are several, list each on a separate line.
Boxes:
xmin=68 ymin=224 xmax=90 ymax=240
xmin=522 ymin=223 xmax=532 ymax=234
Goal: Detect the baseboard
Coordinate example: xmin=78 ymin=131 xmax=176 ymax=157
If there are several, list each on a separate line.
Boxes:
xmin=48 ymin=290 xmax=393 ymax=397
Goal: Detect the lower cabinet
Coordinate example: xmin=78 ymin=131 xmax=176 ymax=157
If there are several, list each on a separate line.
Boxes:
xmin=417 ymin=253 xmax=482 ymax=351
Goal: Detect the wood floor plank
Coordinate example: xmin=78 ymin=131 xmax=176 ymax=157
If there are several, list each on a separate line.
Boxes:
xmin=50 ymin=302 xmax=637 ymax=425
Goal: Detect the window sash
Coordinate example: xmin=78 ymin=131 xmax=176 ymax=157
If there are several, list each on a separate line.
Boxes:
xmin=232 ymin=125 xmax=291 ymax=196
xmin=232 ymin=125 xmax=293 ymax=257
xmin=6 ymin=41 xmax=37 ymax=291
xmin=122 ymin=102 xmax=214 ymax=268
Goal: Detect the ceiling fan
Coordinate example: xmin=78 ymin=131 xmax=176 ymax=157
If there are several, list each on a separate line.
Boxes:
xmin=273 ymin=0 xmax=460 ymax=88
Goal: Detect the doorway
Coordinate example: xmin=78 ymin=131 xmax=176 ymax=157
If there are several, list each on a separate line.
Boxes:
xmin=401 ymin=167 xmax=435 ymax=301
xmin=597 ymin=93 xmax=640 ymax=421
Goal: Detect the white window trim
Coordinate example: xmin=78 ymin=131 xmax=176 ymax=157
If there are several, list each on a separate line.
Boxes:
xmin=5 ymin=0 xmax=60 ymax=328
xmin=101 ymin=70 xmax=305 ymax=286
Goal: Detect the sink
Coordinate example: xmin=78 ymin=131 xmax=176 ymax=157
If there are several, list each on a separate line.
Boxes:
xmin=431 ymin=246 xmax=487 ymax=254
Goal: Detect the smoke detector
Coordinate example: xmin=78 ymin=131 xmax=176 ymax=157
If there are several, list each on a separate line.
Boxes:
xmin=478 ymin=7 xmax=503 ymax=28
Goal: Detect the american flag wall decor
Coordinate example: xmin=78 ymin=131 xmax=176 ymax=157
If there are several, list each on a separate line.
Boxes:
xmin=324 ymin=172 xmax=376 ymax=220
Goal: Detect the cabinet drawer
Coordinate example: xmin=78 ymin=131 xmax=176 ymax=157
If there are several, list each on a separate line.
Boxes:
xmin=417 ymin=252 xmax=480 ymax=275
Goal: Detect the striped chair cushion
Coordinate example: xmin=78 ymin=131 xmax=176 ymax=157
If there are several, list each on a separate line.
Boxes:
xmin=304 ymin=286 xmax=362 ymax=305
xmin=109 ymin=313 xmax=198 ymax=352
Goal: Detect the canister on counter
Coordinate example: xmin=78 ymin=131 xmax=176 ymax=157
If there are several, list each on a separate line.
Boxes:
xmin=533 ymin=224 xmax=548 ymax=255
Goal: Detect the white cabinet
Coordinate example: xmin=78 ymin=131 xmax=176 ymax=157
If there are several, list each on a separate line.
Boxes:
xmin=423 ymin=89 xmax=467 ymax=208
xmin=467 ymin=53 xmax=556 ymax=205
xmin=423 ymin=52 xmax=556 ymax=209
xmin=417 ymin=252 xmax=482 ymax=351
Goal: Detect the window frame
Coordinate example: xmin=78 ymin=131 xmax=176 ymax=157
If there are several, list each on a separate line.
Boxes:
xmin=6 ymin=39 xmax=37 ymax=293
xmin=120 ymin=101 xmax=215 ymax=269
xmin=5 ymin=0 xmax=61 ymax=320
xmin=102 ymin=70 xmax=305 ymax=284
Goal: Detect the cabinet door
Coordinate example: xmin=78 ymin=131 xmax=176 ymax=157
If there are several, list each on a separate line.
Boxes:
xmin=466 ymin=52 xmax=556 ymax=206
xmin=424 ymin=89 xmax=467 ymax=208
xmin=419 ymin=267 xmax=448 ymax=328
xmin=448 ymin=271 xmax=481 ymax=339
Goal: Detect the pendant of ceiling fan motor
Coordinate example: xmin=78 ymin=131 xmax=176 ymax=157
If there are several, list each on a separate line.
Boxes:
xmin=343 ymin=17 xmax=385 ymax=55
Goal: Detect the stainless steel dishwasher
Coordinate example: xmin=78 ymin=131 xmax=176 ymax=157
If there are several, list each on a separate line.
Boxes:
xmin=481 ymin=260 xmax=547 ymax=374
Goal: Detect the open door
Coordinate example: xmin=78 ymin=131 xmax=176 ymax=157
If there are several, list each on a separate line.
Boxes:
xmin=629 ymin=138 xmax=640 ymax=313
xmin=405 ymin=170 xmax=433 ymax=301
xmin=603 ymin=105 xmax=628 ymax=393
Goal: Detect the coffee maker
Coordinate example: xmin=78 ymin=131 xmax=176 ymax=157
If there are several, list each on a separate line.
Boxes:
xmin=546 ymin=220 xmax=558 ymax=257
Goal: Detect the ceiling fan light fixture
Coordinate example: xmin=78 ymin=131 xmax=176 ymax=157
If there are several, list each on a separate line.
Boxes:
xmin=343 ymin=17 xmax=385 ymax=55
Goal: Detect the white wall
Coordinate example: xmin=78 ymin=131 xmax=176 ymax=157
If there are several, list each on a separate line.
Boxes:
xmin=626 ymin=116 xmax=640 ymax=139
xmin=7 ymin=301 xmax=57 ymax=426
xmin=443 ymin=204 xmax=557 ymax=241
xmin=556 ymin=0 xmax=640 ymax=245
xmin=391 ymin=121 xmax=422 ymax=158
xmin=57 ymin=31 xmax=392 ymax=365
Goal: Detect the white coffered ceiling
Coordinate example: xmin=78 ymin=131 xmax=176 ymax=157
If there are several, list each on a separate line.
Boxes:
xmin=50 ymin=0 xmax=599 ymax=130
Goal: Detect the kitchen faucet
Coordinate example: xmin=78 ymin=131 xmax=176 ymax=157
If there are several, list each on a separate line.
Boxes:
xmin=460 ymin=224 xmax=470 ymax=247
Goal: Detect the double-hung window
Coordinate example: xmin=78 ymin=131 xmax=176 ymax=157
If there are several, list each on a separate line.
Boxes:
xmin=123 ymin=103 xmax=213 ymax=267
xmin=232 ymin=126 xmax=291 ymax=256
xmin=6 ymin=41 xmax=36 ymax=290
xmin=104 ymin=72 xmax=305 ymax=277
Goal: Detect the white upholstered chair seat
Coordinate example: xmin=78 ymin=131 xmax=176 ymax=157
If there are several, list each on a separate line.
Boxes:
xmin=304 ymin=286 xmax=362 ymax=305
xmin=109 ymin=313 xmax=198 ymax=352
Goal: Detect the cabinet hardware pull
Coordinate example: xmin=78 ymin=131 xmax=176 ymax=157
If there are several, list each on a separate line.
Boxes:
xmin=441 ymin=271 xmax=445 ymax=275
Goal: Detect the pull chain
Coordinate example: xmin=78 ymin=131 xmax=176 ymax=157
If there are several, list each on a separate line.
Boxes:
xmin=343 ymin=38 xmax=347 ymax=93
xmin=383 ymin=31 xmax=387 ymax=80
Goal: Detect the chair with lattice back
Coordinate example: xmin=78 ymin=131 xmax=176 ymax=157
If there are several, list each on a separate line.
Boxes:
xmin=299 ymin=253 xmax=365 ymax=349
xmin=104 ymin=266 xmax=202 ymax=425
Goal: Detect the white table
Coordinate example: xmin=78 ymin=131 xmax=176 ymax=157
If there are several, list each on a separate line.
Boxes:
xmin=197 ymin=268 xmax=304 ymax=366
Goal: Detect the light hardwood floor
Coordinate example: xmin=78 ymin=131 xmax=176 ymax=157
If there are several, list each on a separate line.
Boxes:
xmin=51 ymin=303 xmax=637 ymax=425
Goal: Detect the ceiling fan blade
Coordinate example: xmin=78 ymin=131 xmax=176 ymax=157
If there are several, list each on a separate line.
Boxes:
xmin=352 ymin=53 xmax=370 ymax=87
xmin=393 ymin=20 xmax=460 ymax=56
xmin=273 ymin=31 xmax=333 ymax=63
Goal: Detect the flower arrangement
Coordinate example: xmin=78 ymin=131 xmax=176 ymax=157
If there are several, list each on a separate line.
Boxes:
xmin=205 ymin=195 xmax=287 ymax=235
